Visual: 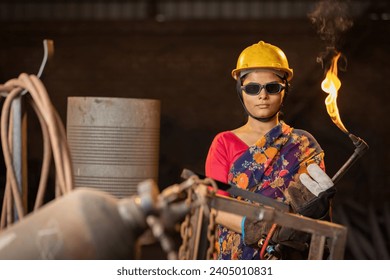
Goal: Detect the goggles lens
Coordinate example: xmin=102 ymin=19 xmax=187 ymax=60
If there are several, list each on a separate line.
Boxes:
xmin=241 ymin=82 xmax=285 ymax=95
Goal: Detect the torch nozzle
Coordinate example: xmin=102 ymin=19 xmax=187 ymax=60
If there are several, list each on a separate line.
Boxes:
xmin=348 ymin=133 xmax=369 ymax=155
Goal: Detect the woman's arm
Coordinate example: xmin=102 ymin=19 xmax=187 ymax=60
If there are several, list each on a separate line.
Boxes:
xmin=213 ymin=209 xmax=242 ymax=233
xmin=205 ymin=134 xmax=230 ymax=183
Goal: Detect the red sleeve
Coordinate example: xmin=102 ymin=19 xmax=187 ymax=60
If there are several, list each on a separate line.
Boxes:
xmin=205 ymin=132 xmax=248 ymax=184
xmin=205 ymin=133 xmax=230 ymax=183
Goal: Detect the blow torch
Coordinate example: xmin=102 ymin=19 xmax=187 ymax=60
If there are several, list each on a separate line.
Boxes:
xmin=321 ymin=52 xmax=369 ymax=184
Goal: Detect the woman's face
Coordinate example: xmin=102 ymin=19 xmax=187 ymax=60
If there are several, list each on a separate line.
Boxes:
xmin=241 ymin=70 xmax=285 ymax=120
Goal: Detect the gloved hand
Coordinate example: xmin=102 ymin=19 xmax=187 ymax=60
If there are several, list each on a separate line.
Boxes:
xmin=243 ymin=164 xmax=335 ymax=248
xmin=285 ymin=163 xmax=336 ymax=219
xmin=242 ymin=218 xmax=272 ymax=246
xmin=299 ymin=163 xmax=334 ymax=196
xmin=243 ymin=217 xmax=309 ymax=252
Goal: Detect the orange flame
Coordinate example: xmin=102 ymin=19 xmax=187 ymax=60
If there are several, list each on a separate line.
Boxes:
xmin=321 ymin=52 xmax=348 ymax=134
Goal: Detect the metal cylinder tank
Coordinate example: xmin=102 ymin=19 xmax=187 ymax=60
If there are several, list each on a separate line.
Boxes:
xmin=66 ymin=97 xmax=160 ymax=198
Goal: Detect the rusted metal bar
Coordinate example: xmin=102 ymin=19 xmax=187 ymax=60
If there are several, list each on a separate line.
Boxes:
xmin=308 ymin=234 xmax=326 ymax=260
xmin=181 ymin=169 xmax=289 ymax=212
xmin=208 ymin=194 xmax=347 ymax=259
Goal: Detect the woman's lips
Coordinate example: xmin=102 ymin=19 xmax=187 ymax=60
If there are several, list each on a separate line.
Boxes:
xmin=256 ymin=104 xmax=270 ymax=109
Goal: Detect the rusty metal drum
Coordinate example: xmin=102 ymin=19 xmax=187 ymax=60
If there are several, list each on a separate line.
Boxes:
xmin=66 ymin=97 xmax=160 ymax=198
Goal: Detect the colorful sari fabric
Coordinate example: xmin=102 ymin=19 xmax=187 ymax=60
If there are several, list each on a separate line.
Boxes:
xmin=214 ymin=121 xmax=325 ymax=260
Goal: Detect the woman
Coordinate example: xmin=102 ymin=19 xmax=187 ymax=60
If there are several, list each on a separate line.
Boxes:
xmin=205 ymin=41 xmax=334 ymax=260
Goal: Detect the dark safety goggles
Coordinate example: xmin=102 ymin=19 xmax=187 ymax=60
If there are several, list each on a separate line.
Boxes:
xmin=241 ymin=82 xmax=285 ymax=95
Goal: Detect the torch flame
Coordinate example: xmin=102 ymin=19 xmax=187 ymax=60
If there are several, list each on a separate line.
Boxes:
xmin=321 ymin=52 xmax=348 ymax=134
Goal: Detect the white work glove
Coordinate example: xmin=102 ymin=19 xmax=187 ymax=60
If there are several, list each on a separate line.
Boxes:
xmin=244 ymin=164 xmax=335 ymax=249
xmin=299 ymin=163 xmax=334 ymax=196
xmin=285 ymin=163 xmax=336 ymax=219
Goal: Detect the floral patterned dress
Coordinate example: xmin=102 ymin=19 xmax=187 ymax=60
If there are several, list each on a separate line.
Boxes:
xmin=206 ymin=121 xmax=325 ymax=260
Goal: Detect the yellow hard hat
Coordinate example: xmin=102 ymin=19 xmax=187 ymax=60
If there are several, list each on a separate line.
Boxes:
xmin=232 ymin=41 xmax=293 ymax=81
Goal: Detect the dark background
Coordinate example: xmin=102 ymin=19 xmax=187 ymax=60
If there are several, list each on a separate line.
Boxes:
xmin=0 ymin=0 xmax=389 ymax=259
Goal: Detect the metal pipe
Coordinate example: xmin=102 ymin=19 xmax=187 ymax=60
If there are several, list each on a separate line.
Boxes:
xmin=8 ymin=39 xmax=54 ymax=222
xmin=11 ymin=95 xmax=22 ymax=222
xmin=331 ymin=133 xmax=369 ymax=185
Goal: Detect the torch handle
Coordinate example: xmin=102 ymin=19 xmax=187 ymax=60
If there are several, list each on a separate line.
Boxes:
xmin=332 ymin=152 xmax=360 ymax=184
xmin=332 ymin=134 xmax=369 ymax=185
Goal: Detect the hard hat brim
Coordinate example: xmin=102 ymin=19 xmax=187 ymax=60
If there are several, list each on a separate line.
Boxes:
xmin=232 ymin=67 xmax=293 ymax=81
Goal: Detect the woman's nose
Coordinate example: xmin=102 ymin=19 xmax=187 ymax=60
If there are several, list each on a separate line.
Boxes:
xmin=258 ymin=88 xmax=268 ymax=99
